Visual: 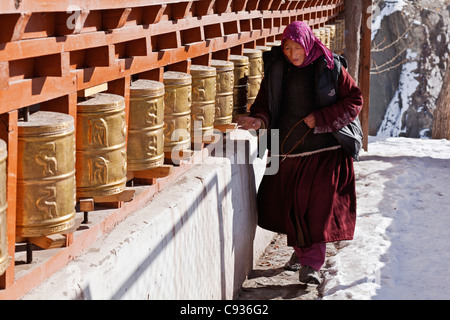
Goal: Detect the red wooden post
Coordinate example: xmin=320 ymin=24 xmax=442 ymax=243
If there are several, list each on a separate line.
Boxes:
xmin=0 ymin=110 xmax=18 ymax=289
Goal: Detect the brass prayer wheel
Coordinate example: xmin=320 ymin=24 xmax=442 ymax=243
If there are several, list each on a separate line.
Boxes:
xmin=229 ymin=55 xmax=249 ymax=115
xmin=313 ymin=29 xmax=321 ymax=41
xmin=16 ymin=111 xmax=76 ymax=237
xmin=190 ymin=65 xmax=216 ymax=137
xmin=163 ymin=71 xmax=192 ymax=152
xmin=318 ymin=27 xmax=326 ymax=47
xmin=320 ymin=27 xmax=331 ymax=49
xmin=330 ymin=20 xmax=345 ymax=53
xmin=76 ymin=93 xmax=127 ymax=198
xmin=338 ymin=19 xmax=346 ymax=51
xmin=210 ymin=59 xmax=234 ymax=125
xmin=0 ymin=139 xmax=10 ymax=275
xmin=325 ymin=24 xmax=336 ymax=51
xmin=243 ymin=49 xmax=263 ymax=107
xmin=255 ymin=46 xmax=271 ymax=77
xmin=128 ymin=80 xmax=165 ymax=171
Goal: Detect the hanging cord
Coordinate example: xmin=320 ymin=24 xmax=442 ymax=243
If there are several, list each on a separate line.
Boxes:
xmin=280 ymin=116 xmax=311 ymax=159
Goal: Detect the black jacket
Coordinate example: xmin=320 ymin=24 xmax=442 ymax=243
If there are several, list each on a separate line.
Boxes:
xmin=256 ymin=45 xmax=348 ymax=155
xmin=261 ymin=45 xmax=347 ymax=129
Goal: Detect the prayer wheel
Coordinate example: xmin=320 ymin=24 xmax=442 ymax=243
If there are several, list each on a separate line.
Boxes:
xmin=229 ymin=55 xmax=249 ymax=115
xmin=190 ymin=65 xmax=216 ymax=137
xmin=128 ymin=80 xmax=165 ymax=171
xmin=313 ymin=29 xmax=321 ymax=41
xmin=16 ymin=111 xmax=76 ymax=237
xmin=0 ymin=139 xmax=10 ymax=275
xmin=76 ymin=93 xmax=127 ymax=198
xmin=210 ymin=59 xmax=234 ymax=125
xmin=320 ymin=27 xmax=331 ymax=49
xmin=255 ymin=46 xmax=271 ymax=77
xmin=163 ymin=71 xmax=192 ymax=152
xmin=330 ymin=20 xmax=345 ymax=53
xmin=338 ymin=19 xmax=346 ymax=51
xmin=243 ymin=49 xmax=263 ymax=107
xmin=317 ymin=27 xmax=326 ymax=47
xmin=325 ymin=24 xmax=336 ymax=52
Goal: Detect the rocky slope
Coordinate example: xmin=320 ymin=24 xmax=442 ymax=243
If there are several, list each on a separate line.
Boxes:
xmin=369 ymin=0 xmax=450 ymax=138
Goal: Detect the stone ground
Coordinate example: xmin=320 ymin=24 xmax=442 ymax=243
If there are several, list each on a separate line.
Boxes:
xmin=236 ymin=234 xmax=338 ymax=300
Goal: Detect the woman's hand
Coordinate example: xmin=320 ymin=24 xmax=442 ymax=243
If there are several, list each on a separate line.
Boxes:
xmin=236 ymin=116 xmax=263 ymax=130
xmin=304 ymin=114 xmax=315 ymax=128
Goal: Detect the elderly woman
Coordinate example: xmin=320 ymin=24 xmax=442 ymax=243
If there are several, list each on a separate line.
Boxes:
xmin=238 ymin=21 xmax=363 ymax=284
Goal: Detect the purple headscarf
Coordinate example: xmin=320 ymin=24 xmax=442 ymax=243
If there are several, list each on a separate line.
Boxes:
xmin=281 ymin=21 xmax=334 ymax=70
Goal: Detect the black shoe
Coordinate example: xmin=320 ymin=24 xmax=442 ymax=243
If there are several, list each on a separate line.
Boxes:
xmin=298 ymin=265 xmax=321 ymax=285
xmin=284 ymin=252 xmax=301 ymax=271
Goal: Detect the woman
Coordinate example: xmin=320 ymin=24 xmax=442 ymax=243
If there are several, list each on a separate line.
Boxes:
xmin=237 ymin=21 xmax=363 ymax=284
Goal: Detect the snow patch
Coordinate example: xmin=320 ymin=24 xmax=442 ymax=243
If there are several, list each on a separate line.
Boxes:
xmin=377 ymin=49 xmax=419 ymax=137
xmin=372 ymin=0 xmax=408 ymax=40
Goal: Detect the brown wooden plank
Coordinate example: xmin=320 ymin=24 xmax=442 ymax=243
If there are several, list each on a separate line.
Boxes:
xmin=133 ymin=165 xmax=174 ymax=179
xmin=29 ymin=234 xmax=67 ymax=250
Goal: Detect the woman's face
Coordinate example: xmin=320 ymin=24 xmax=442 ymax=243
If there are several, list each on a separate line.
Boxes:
xmin=282 ymin=39 xmax=306 ymax=67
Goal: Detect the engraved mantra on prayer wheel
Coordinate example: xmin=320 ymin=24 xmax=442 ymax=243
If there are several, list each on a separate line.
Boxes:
xmin=229 ymin=55 xmax=249 ymax=115
xmin=211 ymin=59 xmax=234 ymax=125
xmin=163 ymin=71 xmax=192 ymax=152
xmin=16 ymin=111 xmax=76 ymax=237
xmin=128 ymin=80 xmax=165 ymax=171
xmin=76 ymin=93 xmax=127 ymax=198
xmin=0 ymin=139 xmax=10 ymax=276
xmin=190 ymin=65 xmax=216 ymax=137
xmin=243 ymin=49 xmax=263 ymax=108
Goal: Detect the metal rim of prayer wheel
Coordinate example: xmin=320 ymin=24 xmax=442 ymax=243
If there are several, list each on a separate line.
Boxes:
xmin=163 ymin=71 xmax=192 ymax=152
xmin=265 ymin=41 xmax=281 ymax=47
xmin=190 ymin=65 xmax=217 ymax=137
xmin=0 ymin=139 xmax=10 ymax=276
xmin=210 ymin=59 xmax=234 ymax=125
xmin=229 ymin=55 xmax=249 ymax=115
xmin=76 ymin=93 xmax=127 ymax=198
xmin=128 ymin=79 xmax=165 ymax=171
xmin=16 ymin=111 xmax=76 ymax=238
xmin=255 ymin=45 xmax=271 ymax=52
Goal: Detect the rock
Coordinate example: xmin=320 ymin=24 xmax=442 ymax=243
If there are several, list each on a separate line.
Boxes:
xmin=370 ymin=0 xmax=450 ymax=138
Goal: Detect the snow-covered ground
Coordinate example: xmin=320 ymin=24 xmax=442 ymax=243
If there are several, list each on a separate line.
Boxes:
xmin=321 ymin=136 xmax=450 ymax=300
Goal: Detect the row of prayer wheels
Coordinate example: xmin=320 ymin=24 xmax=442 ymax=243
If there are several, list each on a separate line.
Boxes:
xmin=313 ymin=20 xmax=346 ymax=53
xmin=0 ymin=53 xmax=266 ymax=272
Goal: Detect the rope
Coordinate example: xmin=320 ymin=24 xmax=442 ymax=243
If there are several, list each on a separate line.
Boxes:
xmin=280 ymin=116 xmax=311 ymax=157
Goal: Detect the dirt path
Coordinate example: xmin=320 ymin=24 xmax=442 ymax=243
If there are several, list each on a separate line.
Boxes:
xmin=236 ymin=234 xmax=338 ymax=300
